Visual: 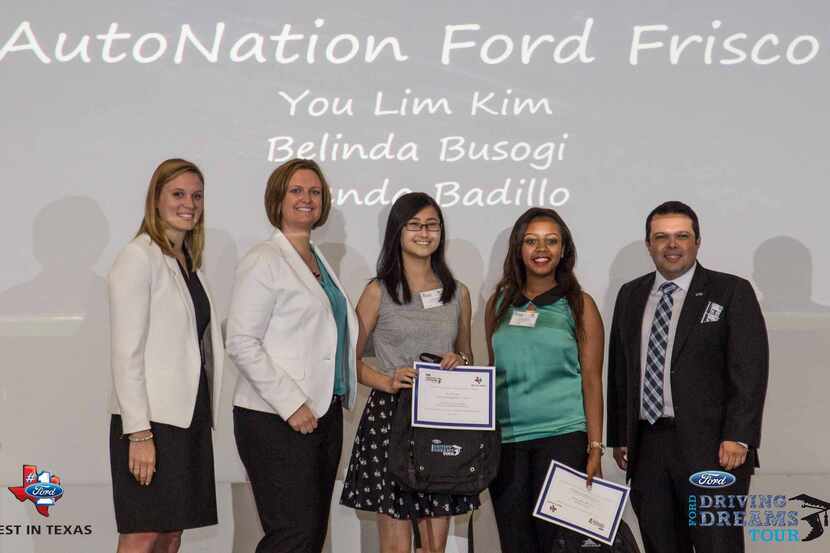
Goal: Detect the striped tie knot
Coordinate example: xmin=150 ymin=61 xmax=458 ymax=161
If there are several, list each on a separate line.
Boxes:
xmin=659 ymin=281 xmax=678 ymax=296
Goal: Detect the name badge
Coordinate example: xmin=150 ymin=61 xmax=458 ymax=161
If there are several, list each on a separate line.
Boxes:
xmin=509 ymin=308 xmax=538 ymax=327
xmin=420 ymin=288 xmax=444 ymax=309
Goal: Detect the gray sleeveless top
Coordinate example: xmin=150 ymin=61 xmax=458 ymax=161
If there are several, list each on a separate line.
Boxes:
xmin=370 ymin=281 xmax=461 ymax=375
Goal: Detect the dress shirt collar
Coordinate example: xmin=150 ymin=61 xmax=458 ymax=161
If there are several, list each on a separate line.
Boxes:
xmin=653 ymin=262 xmax=697 ymax=293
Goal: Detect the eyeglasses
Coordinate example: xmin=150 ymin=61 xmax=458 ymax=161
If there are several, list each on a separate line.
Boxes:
xmin=404 ymin=221 xmax=442 ymax=233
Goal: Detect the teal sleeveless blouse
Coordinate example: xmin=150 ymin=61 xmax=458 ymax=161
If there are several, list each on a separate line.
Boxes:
xmin=491 ymin=286 xmax=586 ymax=443
xmin=314 ymin=251 xmax=348 ymax=397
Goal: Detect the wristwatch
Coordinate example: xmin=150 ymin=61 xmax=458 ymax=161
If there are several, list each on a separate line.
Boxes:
xmin=587 ymin=441 xmax=606 ymax=455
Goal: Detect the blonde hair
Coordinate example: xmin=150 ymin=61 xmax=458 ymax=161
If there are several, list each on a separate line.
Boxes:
xmin=136 ymin=158 xmax=206 ymax=269
xmin=264 ymin=159 xmax=332 ymax=229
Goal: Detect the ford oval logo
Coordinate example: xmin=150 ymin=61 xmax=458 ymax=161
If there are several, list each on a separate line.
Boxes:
xmin=24 ymin=482 xmax=64 ymax=499
xmin=689 ymin=470 xmax=736 ymax=489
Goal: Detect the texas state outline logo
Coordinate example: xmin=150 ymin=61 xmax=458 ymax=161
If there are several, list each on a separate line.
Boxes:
xmin=7 ymin=465 xmax=64 ymax=517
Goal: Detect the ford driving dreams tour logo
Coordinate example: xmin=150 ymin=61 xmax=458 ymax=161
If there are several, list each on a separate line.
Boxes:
xmin=7 ymin=465 xmax=64 ymax=517
xmin=430 ymin=439 xmax=462 ymax=456
xmin=689 ymin=470 xmax=736 ymax=489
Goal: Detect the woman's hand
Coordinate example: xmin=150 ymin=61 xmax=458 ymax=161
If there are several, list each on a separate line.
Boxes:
xmin=438 ymin=352 xmax=465 ymax=369
xmin=128 ymin=432 xmax=156 ymax=487
xmin=287 ymin=404 xmax=318 ymax=434
xmin=585 ymin=448 xmax=603 ymax=488
xmin=387 ymin=367 xmax=417 ymax=393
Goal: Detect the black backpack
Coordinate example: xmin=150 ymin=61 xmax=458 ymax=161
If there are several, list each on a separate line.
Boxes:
xmin=556 ymin=519 xmax=641 ymax=553
xmin=388 ymin=387 xmax=501 ymax=495
xmin=388 ymin=387 xmax=501 ymax=552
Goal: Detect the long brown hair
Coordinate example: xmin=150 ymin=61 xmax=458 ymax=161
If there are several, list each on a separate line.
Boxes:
xmin=136 ymin=158 xmax=206 ymax=269
xmin=487 ymin=207 xmax=584 ymax=338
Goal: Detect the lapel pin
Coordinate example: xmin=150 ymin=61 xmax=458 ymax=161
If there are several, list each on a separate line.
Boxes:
xmin=695 ymin=292 xmax=703 ymax=296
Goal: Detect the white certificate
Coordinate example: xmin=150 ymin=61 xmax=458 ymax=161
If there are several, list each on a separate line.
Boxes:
xmin=533 ymin=460 xmax=630 ymax=546
xmin=411 ymin=362 xmax=496 ymax=431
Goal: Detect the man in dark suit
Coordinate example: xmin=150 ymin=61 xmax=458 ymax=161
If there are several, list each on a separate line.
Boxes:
xmin=607 ymin=201 xmax=768 ymax=553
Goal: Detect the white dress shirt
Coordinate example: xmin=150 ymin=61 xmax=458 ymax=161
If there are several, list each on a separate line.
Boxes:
xmin=639 ymin=263 xmax=697 ymax=420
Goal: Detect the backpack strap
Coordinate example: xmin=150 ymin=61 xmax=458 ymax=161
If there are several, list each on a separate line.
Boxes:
xmin=468 ymin=511 xmax=475 ymax=553
xmin=403 ymin=492 xmax=422 ymax=549
xmin=411 ymin=515 xmax=422 ymax=550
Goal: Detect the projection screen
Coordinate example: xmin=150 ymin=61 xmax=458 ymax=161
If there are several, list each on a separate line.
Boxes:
xmin=1 ymin=1 xmax=827 ymax=551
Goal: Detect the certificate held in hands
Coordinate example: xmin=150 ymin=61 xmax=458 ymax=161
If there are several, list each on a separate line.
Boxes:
xmin=411 ymin=361 xmax=496 ymax=431
xmin=533 ymin=460 xmax=630 ymax=546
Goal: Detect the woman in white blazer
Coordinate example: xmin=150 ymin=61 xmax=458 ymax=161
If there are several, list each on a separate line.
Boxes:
xmin=226 ymin=158 xmax=358 ymax=553
xmin=108 ymin=159 xmax=224 ymax=553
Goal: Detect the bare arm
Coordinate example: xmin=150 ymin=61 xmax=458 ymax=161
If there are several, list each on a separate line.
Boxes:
xmin=579 ymin=292 xmax=605 ymax=484
xmin=354 ymin=281 xmax=415 ymax=393
xmin=484 ymin=294 xmax=497 ymax=366
xmin=453 ymin=283 xmax=474 ymax=364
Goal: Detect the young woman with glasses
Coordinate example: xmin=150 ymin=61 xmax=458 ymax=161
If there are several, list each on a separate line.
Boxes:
xmin=340 ymin=192 xmax=478 ymax=553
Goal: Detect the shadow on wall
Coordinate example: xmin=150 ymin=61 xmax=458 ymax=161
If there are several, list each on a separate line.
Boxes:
xmin=446 ymin=238 xmax=485 ymax=360
xmin=0 ymin=196 xmax=111 ymax=484
xmin=752 ymin=236 xmax=830 ymax=474
xmin=203 ymin=227 xmax=249 ymax=483
xmin=475 ymin=226 xmax=512 ymax=364
xmin=600 ymin=240 xmax=652 ymax=323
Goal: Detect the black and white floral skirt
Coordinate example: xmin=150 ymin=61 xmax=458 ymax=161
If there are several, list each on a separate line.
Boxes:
xmin=340 ymin=389 xmax=480 ymax=519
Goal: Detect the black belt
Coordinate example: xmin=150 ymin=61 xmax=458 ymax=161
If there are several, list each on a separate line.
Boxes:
xmin=640 ymin=417 xmax=676 ymax=429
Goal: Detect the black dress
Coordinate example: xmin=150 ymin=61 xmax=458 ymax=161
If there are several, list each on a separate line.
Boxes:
xmin=109 ymin=254 xmax=217 ymax=533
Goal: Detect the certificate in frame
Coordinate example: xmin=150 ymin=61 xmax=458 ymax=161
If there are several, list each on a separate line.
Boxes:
xmin=533 ymin=460 xmax=630 ymax=546
xmin=411 ymin=362 xmax=496 ymax=431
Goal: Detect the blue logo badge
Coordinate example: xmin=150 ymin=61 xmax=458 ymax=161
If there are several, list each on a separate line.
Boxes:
xmin=8 ymin=465 xmax=64 ymax=516
xmin=689 ymin=470 xmax=736 ymax=489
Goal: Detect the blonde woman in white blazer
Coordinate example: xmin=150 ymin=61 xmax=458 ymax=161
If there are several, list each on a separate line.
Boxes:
xmin=226 ymin=159 xmax=358 ymax=553
xmin=108 ymin=159 xmax=224 ymax=553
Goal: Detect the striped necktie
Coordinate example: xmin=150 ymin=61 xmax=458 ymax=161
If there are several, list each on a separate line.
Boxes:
xmin=643 ymin=281 xmax=678 ymax=424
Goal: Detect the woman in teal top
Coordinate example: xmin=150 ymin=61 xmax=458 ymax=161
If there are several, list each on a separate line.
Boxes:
xmin=485 ymin=207 xmax=605 ymax=553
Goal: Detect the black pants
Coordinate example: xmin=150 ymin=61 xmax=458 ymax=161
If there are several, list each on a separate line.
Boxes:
xmin=233 ymin=400 xmax=343 ymax=553
xmin=630 ymin=420 xmax=749 ymax=553
xmin=489 ymin=431 xmax=587 ymax=553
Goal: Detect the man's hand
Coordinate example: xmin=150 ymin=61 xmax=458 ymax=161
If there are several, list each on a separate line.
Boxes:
xmin=613 ymin=446 xmax=628 ymax=471
xmin=718 ymin=441 xmax=748 ymax=471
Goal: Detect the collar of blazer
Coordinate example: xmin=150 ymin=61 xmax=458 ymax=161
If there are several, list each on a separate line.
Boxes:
xmin=670 ymin=263 xmax=710 ymax=365
xmin=138 ymin=233 xmax=197 ymax=325
xmin=269 ymin=228 xmax=335 ymax=309
xmin=630 ymin=263 xmax=712 ymax=369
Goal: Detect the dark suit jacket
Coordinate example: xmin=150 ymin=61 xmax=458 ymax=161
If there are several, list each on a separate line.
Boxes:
xmin=606 ymin=264 xmax=769 ymax=480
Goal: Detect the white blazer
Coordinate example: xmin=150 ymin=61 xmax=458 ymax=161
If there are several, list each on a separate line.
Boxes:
xmin=108 ymin=234 xmax=224 ymax=434
xmin=226 ymin=229 xmax=358 ymax=420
